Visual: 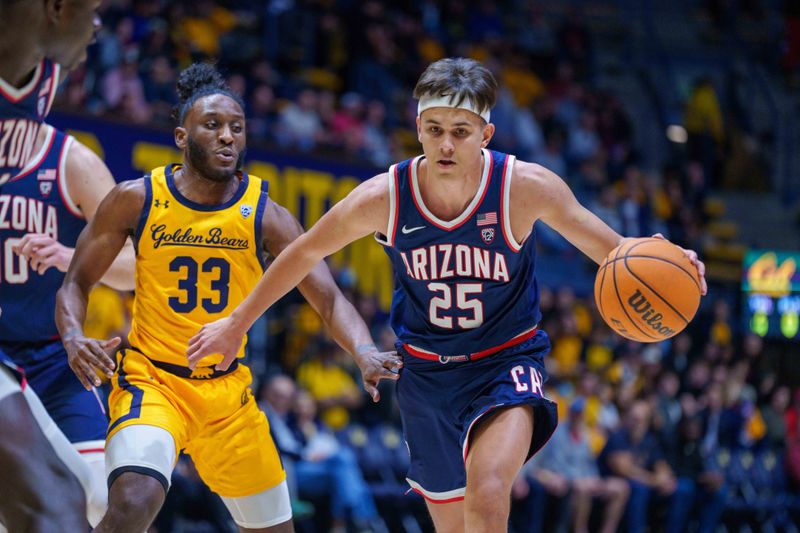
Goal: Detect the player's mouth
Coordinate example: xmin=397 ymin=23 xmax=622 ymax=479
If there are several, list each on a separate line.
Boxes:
xmin=215 ymin=149 xmax=236 ymax=163
xmin=437 ymin=159 xmax=455 ymax=168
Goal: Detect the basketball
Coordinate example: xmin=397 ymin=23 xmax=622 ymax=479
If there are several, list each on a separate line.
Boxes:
xmin=594 ymin=238 xmax=702 ymax=342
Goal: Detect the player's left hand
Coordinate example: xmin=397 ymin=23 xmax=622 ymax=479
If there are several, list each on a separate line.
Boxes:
xmin=12 ymin=233 xmax=73 ymax=274
xmin=652 ymin=233 xmax=707 ymax=296
xmin=354 ymin=346 xmax=403 ymax=403
xmin=186 ymin=316 xmax=246 ymax=371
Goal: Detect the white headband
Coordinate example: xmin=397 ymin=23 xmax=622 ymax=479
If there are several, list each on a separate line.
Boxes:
xmin=417 ymin=94 xmax=491 ymax=122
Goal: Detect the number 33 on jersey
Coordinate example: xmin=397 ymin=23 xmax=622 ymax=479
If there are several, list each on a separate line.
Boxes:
xmin=129 ymin=164 xmax=268 ymax=368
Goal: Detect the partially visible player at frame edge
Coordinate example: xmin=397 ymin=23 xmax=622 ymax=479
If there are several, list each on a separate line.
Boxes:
xmin=1 ymin=122 xmax=135 ymax=527
xmin=55 ymin=62 xmax=401 ymax=533
xmin=0 ymin=0 xmax=109 ymax=531
xmin=188 ymin=57 xmax=707 ymax=533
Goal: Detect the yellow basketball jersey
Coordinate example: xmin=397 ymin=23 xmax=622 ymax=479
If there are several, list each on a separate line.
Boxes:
xmin=129 ymin=164 xmax=267 ymax=367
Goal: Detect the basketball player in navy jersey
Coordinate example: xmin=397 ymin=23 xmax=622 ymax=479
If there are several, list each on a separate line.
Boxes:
xmin=0 ymin=0 xmax=102 ymax=186
xmin=0 ymin=0 xmax=105 ymax=529
xmin=189 ymin=57 xmax=707 ymax=532
xmin=1 ymin=123 xmax=135 ymax=526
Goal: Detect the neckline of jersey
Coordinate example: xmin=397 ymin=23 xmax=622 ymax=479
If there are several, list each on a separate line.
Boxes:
xmin=165 ymin=163 xmax=249 ymax=212
xmin=409 ymin=148 xmax=492 ymax=230
xmin=0 ymin=60 xmax=44 ymax=103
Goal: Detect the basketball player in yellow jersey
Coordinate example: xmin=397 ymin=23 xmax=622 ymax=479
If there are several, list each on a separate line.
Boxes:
xmin=55 ymin=63 xmax=402 ymax=533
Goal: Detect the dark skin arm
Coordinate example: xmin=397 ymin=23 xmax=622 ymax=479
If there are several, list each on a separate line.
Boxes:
xmin=55 ymin=179 xmax=145 ymax=390
xmin=249 ymin=199 xmax=402 ymax=402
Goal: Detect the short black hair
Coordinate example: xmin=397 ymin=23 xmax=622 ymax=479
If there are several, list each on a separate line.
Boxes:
xmin=413 ymin=58 xmax=498 ymax=119
xmin=173 ymin=63 xmax=245 ymax=124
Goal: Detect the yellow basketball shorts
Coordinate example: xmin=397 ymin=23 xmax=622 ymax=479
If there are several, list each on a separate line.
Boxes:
xmin=107 ymin=348 xmax=284 ymax=498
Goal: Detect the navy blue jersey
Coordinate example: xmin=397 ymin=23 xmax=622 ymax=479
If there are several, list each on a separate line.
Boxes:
xmin=0 ymin=59 xmax=61 ymax=185
xmin=379 ymin=149 xmax=541 ymax=358
xmin=0 ymin=127 xmax=85 ymax=342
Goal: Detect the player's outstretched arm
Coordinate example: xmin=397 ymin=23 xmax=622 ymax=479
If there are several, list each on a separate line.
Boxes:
xmin=55 ymin=179 xmax=145 ymax=390
xmin=514 ymin=161 xmax=707 ymax=293
xmin=13 ymin=133 xmax=136 ymax=291
xmin=512 ymin=161 xmax=625 ymax=264
xmin=186 ymin=173 xmax=392 ymax=373
xmin=259 ymin=199 xmax=402 ymax=402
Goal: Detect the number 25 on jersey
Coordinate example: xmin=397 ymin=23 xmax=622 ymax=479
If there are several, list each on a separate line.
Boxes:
xmin=427 ymin=282 xmax=484 ymax=329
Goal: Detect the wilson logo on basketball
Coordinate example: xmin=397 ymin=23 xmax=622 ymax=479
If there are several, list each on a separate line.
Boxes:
xmin=626 ymin=289 xmax=676 ymax=337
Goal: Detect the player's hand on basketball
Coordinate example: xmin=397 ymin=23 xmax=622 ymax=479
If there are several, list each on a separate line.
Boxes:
xmin=12 ymin=233 xmax=73 ymax=274
xmin=63 ymin=331 xmax=118 ymax=390
xmin=651 ymin=233 xmax=707 ymax=295
xmin=354 ymin=345 xmax=403 ymax=402
xmin=186 ymin=316 xmax=246 ymax=371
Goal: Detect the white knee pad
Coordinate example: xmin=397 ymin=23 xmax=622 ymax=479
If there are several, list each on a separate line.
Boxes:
xmin=221 ymin=480 xmax=292 ymax=529
xmin=0 ymin=366 xmax=20 ymax=402
xmin=21 ymin=384 xmax=106 ymax=526
xmin=74 ymin=441 xmax=108 ymax=527
xmin=106 ymin=425 xmax=177 ymax=494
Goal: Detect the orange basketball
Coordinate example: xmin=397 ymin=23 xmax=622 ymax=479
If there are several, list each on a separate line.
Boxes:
xmin=594 ymin=238 xmax=702 ymax=342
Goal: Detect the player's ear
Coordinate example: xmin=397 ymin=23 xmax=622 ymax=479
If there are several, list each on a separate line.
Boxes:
xmin=174 ymin=127 xmax=187 ymax=150
xmin=481 ymin=122 xmax=495 ymax=148
xmin=416 ymin=115 xmax=422 ymax=143
xmin=45 ymin=0 xmax=64 ymax=24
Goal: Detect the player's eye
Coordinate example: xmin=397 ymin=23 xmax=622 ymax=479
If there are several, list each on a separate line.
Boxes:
xmin=429 ymin=127 xmax=440 ymax=134
xmin=205 ymin=121 xmax=217 ymax=129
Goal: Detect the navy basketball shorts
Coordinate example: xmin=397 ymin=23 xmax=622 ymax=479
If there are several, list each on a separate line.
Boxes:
xmin=0 ymin=340 xmax=108 ymax=443
xmin=396 ymin=332 xmax=558 ymax=503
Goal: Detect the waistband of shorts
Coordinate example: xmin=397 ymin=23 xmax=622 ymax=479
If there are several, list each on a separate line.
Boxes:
xmin=402 ymin=326 xmax=538 ymax=364
xmin=0 ymin=337 xmax=61 ymax=352
xmin=127 ymin=346 xmax=239 ymax=379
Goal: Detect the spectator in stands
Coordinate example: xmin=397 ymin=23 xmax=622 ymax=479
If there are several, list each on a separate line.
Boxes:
xmin=567 ymin=110 xmax=601 ymax=164
xmin=142 ymin=56 xmax=177 ymax=125
xmin=289 ymin=390 xmax=384 ymax=533
xmin=541 ymin=398 xmax=629 ymax=533
xmin=100 ymin=49 xmax=151 ymax=123
xmin=175 ymin=0 xmax=237 ymax=57
xmin=599 ymin=399 xmax=695 ymax=533
xmin=684 ymin=77 xmax=724 ymax=185
xmin=331 ymin=92 xmax=367 ymax=156
xmin=699 ymin=382 xmax=724 ymax=454
xmin=258 ymin=375 xmax=318 ymax=523
xmin=276 ymin=88 xmax=324 ymax=151
xmin=762 ymin=385 xmax=791 ymax=452
xmin=248 ymin=83 xmax=278 ymax=142
xmin=511 ymin=455 xmax=570 ymax=533
xmin=664 ymin=415 xmax=728 ymax=532
xmin=361 ymin=100 xmax=394 ymax=167
xmin=655 ymin=371 xmax=684 ymax=445
xmin=153 ymin=455 xmax=234 ymax=533
xmin=297 ymin=337 xmax=364 ymax=431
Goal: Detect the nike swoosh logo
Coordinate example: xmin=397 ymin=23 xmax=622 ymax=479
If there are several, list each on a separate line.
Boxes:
xmin=401 ymin=225 xmax=425 ymax=234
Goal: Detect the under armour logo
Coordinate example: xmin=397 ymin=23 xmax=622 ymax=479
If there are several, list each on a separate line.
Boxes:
xmin=154 ymin=199 xmax=170 ymax=208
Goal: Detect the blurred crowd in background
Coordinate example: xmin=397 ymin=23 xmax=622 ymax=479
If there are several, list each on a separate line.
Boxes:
xmin=63 ymin=0 xmax=800 ymax=531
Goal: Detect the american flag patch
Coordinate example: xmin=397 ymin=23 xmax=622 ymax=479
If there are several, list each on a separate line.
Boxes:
xmin=477 ymin=212 xmax=497 ymax=226
xmin=37 ymin=169 xmax=56 ymax=181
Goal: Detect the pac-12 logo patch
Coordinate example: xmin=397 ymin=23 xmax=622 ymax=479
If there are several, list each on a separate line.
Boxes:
xmin=240 ymin=204 xmax=253 ymax=218
xmin=39 ymin=182 xmax=52 ymax=196
xmin=481 ymin=227 xmax=495 ymax=244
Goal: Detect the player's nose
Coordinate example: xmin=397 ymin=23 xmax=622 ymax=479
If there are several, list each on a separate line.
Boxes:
xmin=440 ymin=136 xmax=455 ymax=154
xmin=219 ymin=125 xmax=234 ymax=144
